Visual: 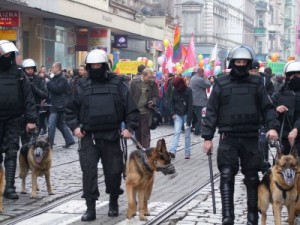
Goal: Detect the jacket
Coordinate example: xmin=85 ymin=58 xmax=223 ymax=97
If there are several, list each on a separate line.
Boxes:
xmin=189 ymin=75 xmax=211 ymax=107
xmin=202 ymin=74 xmax=280 ymax=140
xmin=65 ymin=73 xmax=139 ymax=141
xmin=171 ymin=87 xmax=193 ymax=125
xmin=0 ymin=64 xmax=37 ymax=122
xmin=129 ymin=77 xmax=159 ymax=112
xmin=47 ymin=73 xmax=69 ymax=112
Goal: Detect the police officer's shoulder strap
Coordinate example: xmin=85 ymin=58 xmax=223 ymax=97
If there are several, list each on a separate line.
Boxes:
xmin=247 ymin=74 xmax=261 ymax=85
xmin=215 ymin=74 xmax=231 ymax=87
xmin=107 ymin=72 xmax=125 ymax=86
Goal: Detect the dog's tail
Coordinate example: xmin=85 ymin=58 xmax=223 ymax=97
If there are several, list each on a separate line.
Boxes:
xmin=19 ymin=145 xmax=30 ymax=178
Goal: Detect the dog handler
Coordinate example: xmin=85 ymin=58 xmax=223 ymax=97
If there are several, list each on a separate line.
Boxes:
xmin=65 ymin=49 xmax=139 ymax=221
xmin=0 ymin=40 xmax=37 ymax=199
xmin=202 ymin=45 xmax=280 ymax=225
xmin=272 ymin=60 xmax=300 ymax=154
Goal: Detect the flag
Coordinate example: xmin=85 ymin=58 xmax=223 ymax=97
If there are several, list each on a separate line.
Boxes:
xmin=181 ymin=44 xmax=187 ymax=57
xmin=183 ymin=35 xmax=197 ymax=70
xmin=209 ymin=43 xmax=218 ymax=63
xmin=163 ymin=45 xmax=175 ymax=74
xmin=182 ymin=67 xmax=194 ymax=76
xmin=172 ymin=25 xmax=182 ymax=63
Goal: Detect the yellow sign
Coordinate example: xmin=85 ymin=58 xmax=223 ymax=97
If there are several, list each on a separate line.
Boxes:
xmin=0 ymin=30 xmax=17 ymax=40
xmin=118 ymin=61 xmax=144 ymax=74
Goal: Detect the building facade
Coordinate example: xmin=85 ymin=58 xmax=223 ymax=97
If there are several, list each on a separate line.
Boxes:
xmin=0 ymin=0 xmax=175 ymax=70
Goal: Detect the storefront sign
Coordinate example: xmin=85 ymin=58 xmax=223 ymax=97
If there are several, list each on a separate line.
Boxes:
xmin=118 ymin=61 xmax=144 ymax=74
xmin=114 ymin=35 xmax=127 ymax=48
xmin=89 ymin=28 xmax=108 ymax=49
xmin=0 ymin=30 xmax=17 ymax=40
xmin=0 ymin=11 xmax=19 ymax=27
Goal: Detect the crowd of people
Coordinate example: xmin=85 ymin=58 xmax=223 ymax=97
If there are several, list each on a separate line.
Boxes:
xmin=1 ymin=39 xmax=300 ymax=225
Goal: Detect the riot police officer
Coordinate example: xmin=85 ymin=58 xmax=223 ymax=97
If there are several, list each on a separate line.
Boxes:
xmin=65 ymin=49 xmax=139 ymax=221
xmin=272 ymin=60 xmax=300 ymax=154
xmin=202 ymin=45 xmax=279 ymax=225
xmin=0 ymin=40 xmax=37 ymax=199
xmin=21 ymin=58 xmax=48 ymax=143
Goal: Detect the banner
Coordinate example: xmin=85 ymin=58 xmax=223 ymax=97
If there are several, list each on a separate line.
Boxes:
xmin=117 ymin=61 xmax=144 ymax=74
xmin=267 ymin=62 xmax=285 ymax=75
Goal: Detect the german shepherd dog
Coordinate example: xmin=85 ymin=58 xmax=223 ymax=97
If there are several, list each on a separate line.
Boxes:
xmin=126 ymin=138 xmax=176 ymax=221
xmin=258 ymin=143 xmax=300 ymax=225
xmin=0 ymin=164 xmax=4 ymax=213
xmin=19 ymin=136 xmax=54 ymax=199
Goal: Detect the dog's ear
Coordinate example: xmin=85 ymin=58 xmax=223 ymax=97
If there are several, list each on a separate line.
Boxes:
xmin=156 ymin=139 xmax=162 ymax=150
xmin=156 ymin=139 xmax=166 ymax=152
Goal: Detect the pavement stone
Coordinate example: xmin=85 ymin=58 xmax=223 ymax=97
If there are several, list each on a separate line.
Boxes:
xmin=2 ymin=126 xmax=300 ymax=225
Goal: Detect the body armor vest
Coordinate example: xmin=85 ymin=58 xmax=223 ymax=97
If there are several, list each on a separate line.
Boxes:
xmin=277 ymin=89 xmax=300 ymax=136
xmin=0 ymin=66 xmax=23 ymax=116
xmin=80 ymin=75 xmax=125 ymax=132
xmin=217 ymin=75 xmax=261 ymax=133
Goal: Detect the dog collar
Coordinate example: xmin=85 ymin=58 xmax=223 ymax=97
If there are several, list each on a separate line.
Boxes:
xmin=275 ymin=181 xmax=294 ymax=200
xmin=136 ymin=149 xmax=154 ymax=173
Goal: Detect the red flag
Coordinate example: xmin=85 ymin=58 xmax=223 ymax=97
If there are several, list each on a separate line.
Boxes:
xmin=162 ymin=45 xmax=175 ymax=74
xmin=181 ymin=44 xmax=188 ymax=57
xmin=183 ymin=35 xmax=197 ymax=70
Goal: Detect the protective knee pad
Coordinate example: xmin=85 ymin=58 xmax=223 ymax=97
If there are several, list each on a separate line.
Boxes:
xmin=220 ymin=166 xmax=236 ymax=185
xmin=243 ymin=172 xmax=259 ymax=189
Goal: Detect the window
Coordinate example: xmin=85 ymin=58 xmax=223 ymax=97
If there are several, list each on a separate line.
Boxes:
xmin=257 ymin=14 xmax=264 ymax=27
xmin=257 ymin=41 xmax=262 ymax=54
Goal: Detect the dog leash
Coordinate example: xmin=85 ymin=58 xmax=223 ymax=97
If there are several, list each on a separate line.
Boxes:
xmin=130 ymin=136 xmax=146 ymax=151
xmin=120 ymin=136 xmax=128 ymax=180
xmin=279 ymin=113 xmax=295 ymax=154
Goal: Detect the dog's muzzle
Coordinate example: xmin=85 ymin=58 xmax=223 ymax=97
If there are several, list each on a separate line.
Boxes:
xmin=34 ymin=147 xmax=44 ymax=164
xmin=156 ymin=163 xmax=176 ymax=175
xmin=282 ymin=168 xmax=296 ymax=186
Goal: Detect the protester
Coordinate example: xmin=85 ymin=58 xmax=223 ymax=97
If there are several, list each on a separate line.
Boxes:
xmin=65 ymin=49 xmax=139 ymax=221
xmin=188 ymin=68 xmax=211 ymax=135
xmin=169 ymin=76 xmax=193 ymax=159
xmin=202 ymin=45 xmax=279 ymax=225
xmin=47 ymin=62 xmax=75 ymax=148
xmin=130 ymin=67 xmax=159 ymax=148
xmin=0 ymin=40 xmax=37 ymax=199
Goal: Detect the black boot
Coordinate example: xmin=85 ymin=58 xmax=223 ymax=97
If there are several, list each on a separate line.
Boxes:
xmin=220 ymin=167 xmax=235 ymax=225
xmin=244 ymin=172 xmax=259 ymax=225
xmin=3 ymin=159 xmax=18 ymax=199
xmin=81 ymin=199 xmax=96 ymax=221
xmin=108 ymin=194 xmax=119 ymax=217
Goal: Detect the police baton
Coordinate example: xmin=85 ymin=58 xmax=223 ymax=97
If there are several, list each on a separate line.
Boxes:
xmin=207 ymin=150 xmax=216 ymax=214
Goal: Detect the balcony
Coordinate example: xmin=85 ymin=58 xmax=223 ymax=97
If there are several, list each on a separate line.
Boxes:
xmin=256 ymin=1 xmax=267 ymax=11
xmin=254 ymin=27 xmax=266 ymax=37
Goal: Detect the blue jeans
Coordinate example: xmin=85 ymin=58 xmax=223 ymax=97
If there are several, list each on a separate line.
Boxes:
xmin=48 ymin=111 xmax=74 ymax=147
xmin=170 ymin=114 xmax=191 ymax=156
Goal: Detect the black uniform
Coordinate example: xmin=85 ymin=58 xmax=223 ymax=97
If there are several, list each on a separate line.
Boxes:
xmin=21 ymin=74 xmax=48 ymax=144
xmin=202 ymin=74 xmax=279 ymax=225
xmin=65 ymin=72 xmax=139 ymax=201
xmin=0 ymin=63 xmax=37 ymax=199
xmin=272 ymin=87 xmax=300 ymax=154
